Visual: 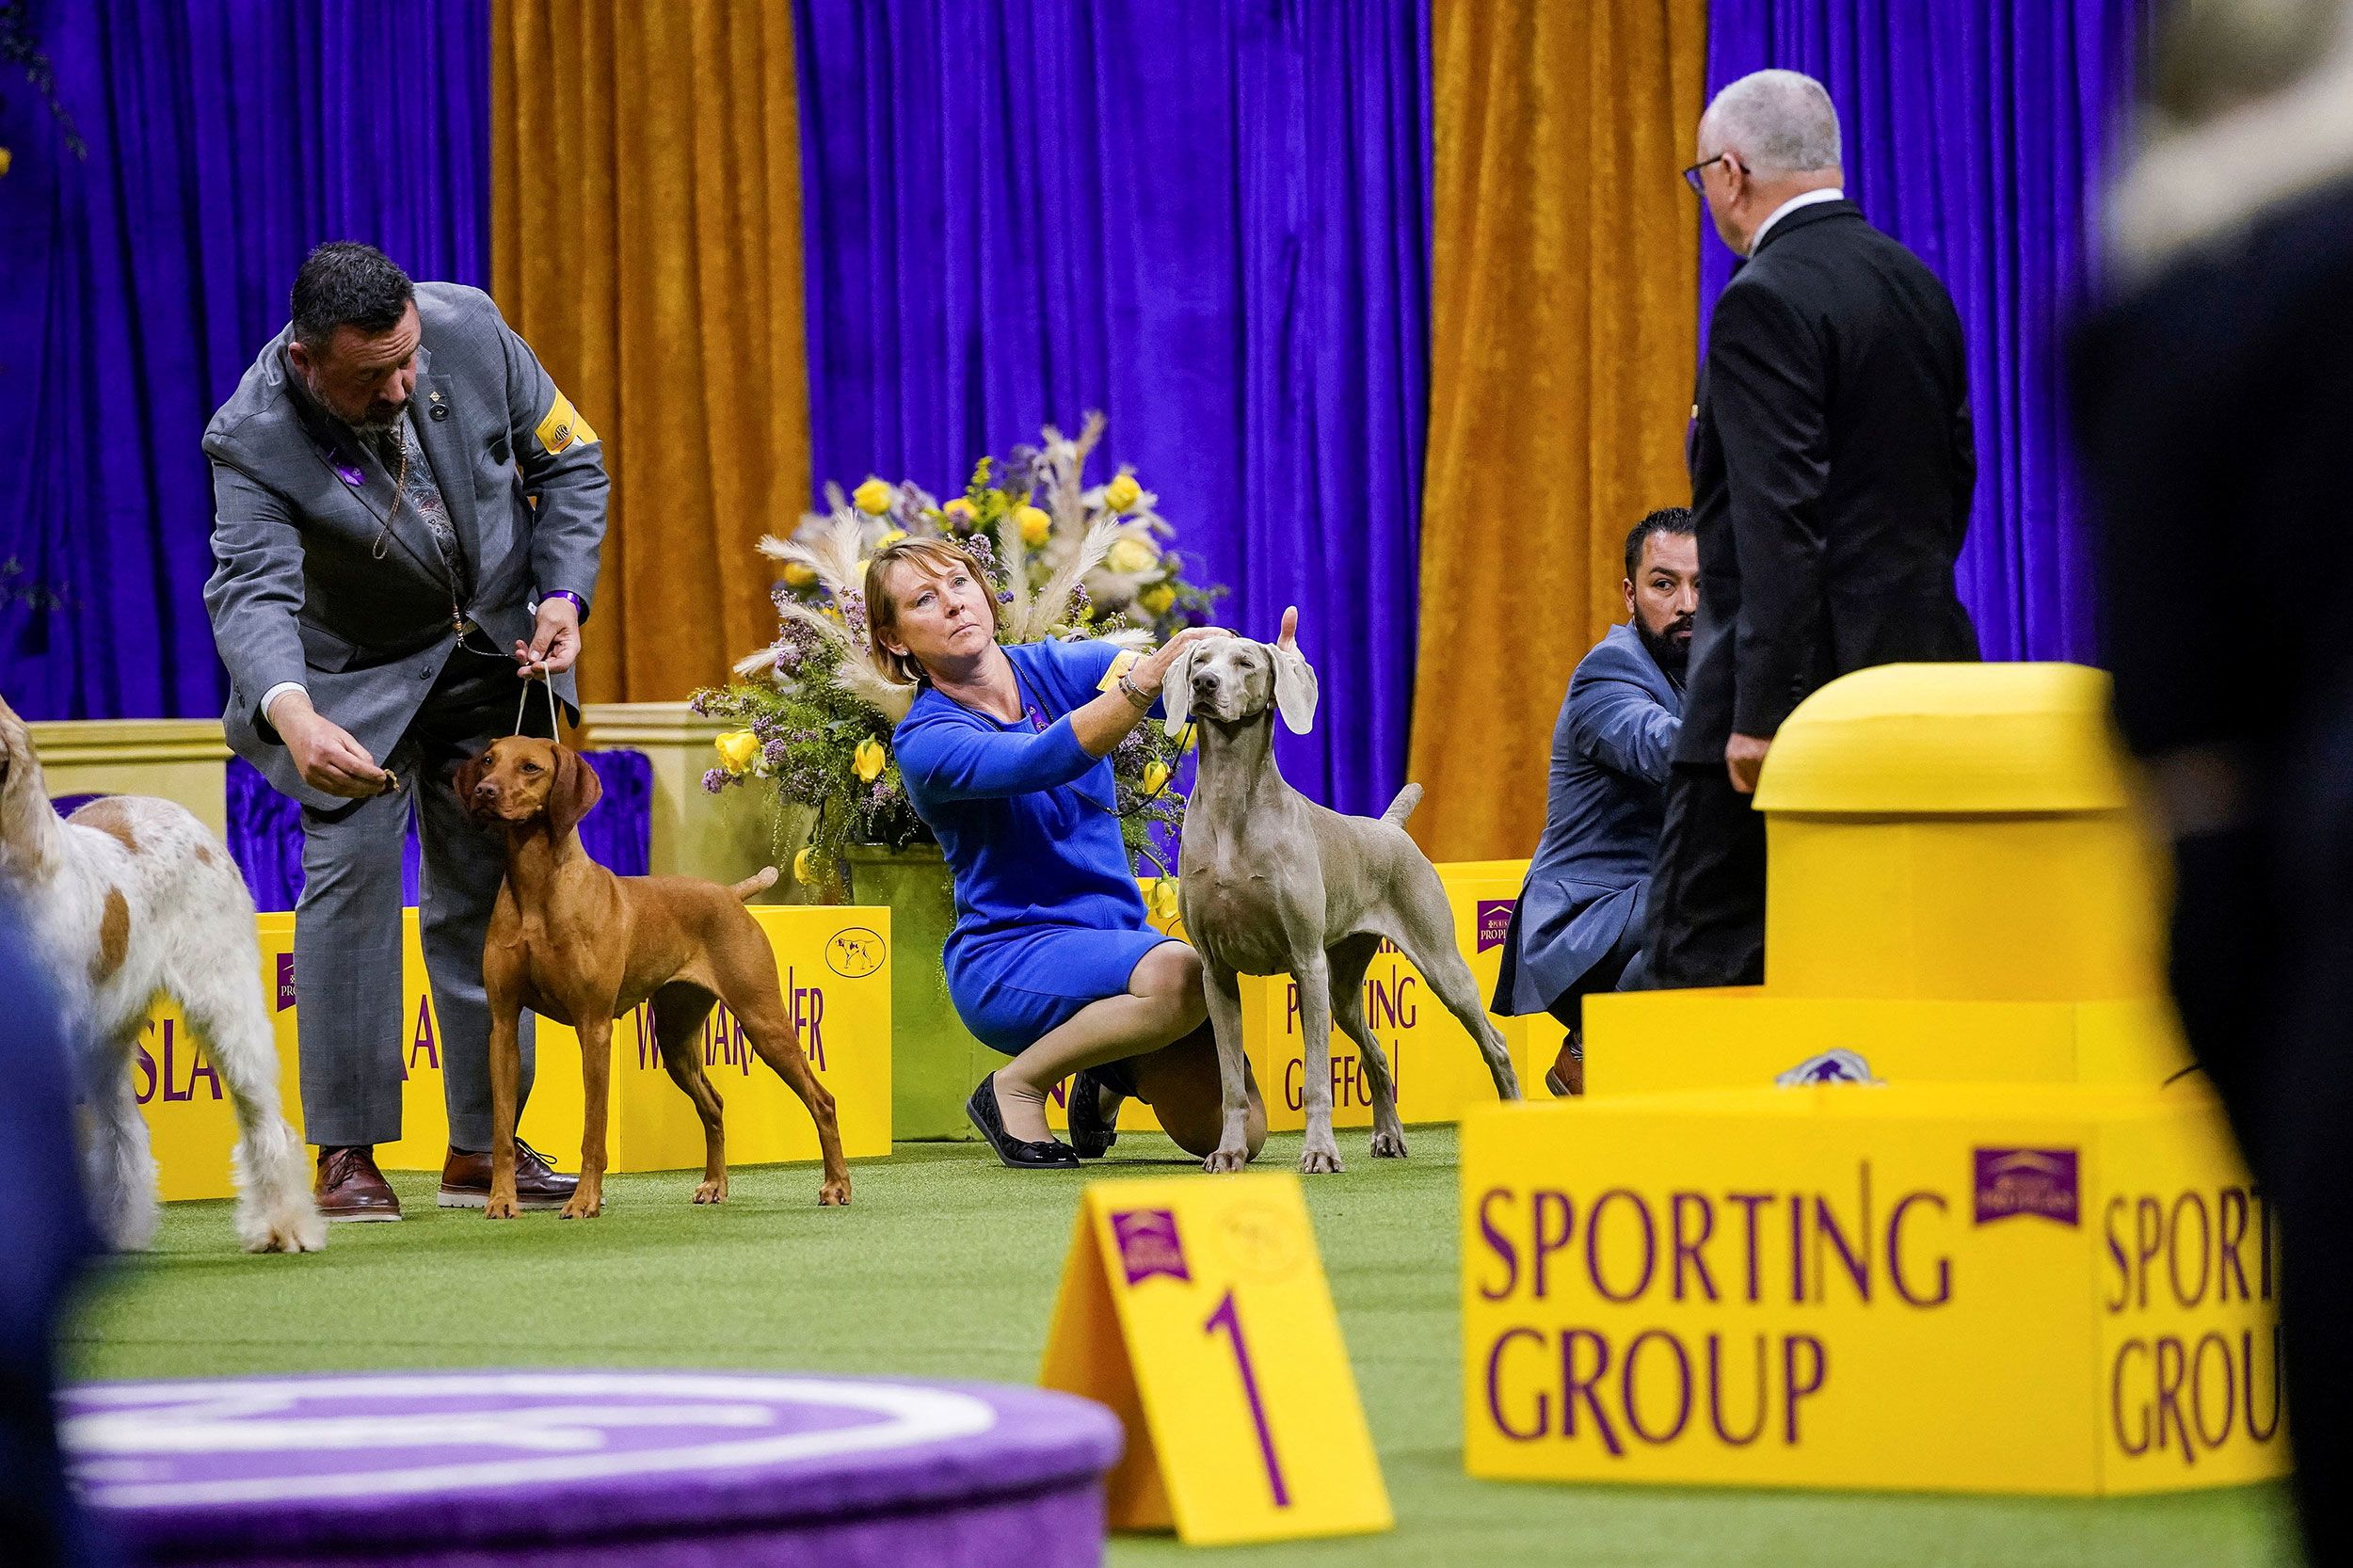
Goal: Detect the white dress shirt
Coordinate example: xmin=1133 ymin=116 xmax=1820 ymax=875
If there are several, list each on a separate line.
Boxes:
xmin=1747 ymin=186 xmax=1846 ymax=254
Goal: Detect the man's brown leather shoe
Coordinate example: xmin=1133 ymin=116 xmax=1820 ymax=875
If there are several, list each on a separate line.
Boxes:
xmin=313 ymin=1146 xmax=402 ymax=1222
xmin=438 ymin=1140 xmax=579 ymax=1209
xmin=1544 ymin=1032 xmax=1585 ymax=1098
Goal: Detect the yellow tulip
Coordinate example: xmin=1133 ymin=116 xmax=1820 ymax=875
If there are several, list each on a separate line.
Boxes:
xmin=853 ymin=477 xmax=894 ymax=515
xmin=854 ymin=737 xmax=888 ymax=783
xmin=0 ymin=148 xmax=13 ymax=179
xmin=782 ymin=561 xmax=816 ymax=587
xmin=1137 ymin=583 xmax=1176 ymax=616
xmin=1015 ymin=504 xmax=1052 ymax=548
xmin=876 ymin=527 xmax=907 ymax=549
xmin=1104 ymin=472 xmax=1142 ymax=513
xmin=1142 ymin=759 xmax=1170 ymax=796
xmin=942 ymin=497 xmax=976 ymax=520
xmin=714 ymin=729 xmax=761 ymax=775
xmin=792 ymin=845 xmax=817 ymax=884
xmin=1105 ymin=536 xmax=1158 ymax=575
xmin=1151 ymin=879 xmax=1181 ymax=922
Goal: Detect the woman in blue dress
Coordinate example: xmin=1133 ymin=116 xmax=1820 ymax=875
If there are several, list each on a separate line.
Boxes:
xmin=872 ymin=538 xmax=1268 ymax=1169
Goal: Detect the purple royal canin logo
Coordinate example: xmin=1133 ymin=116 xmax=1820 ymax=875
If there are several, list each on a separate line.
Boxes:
xmin=276 ymin=954 xmax=296 ymax=1013
xmin=1108 ymin=1209 xmax=1191 ymax=1288
xmin=1476 ymin=900 xmax=1514 ymax=953
xmin=1973 ymin=1147 xmax=2081 ymax=1227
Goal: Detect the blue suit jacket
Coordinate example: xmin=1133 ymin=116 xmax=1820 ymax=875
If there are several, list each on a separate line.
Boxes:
xmin=1493 ymin=622 xmax=1684 ymax=1015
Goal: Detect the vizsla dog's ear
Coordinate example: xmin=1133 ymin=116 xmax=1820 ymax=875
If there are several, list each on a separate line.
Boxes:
xmin=547 ymin=745 xmax=603 ymax=840
xmin=1161 ymin=642 xmax=1201 ymax=736
xmin=1271 ymin=641 xmax=1319 ymax=736
xmin=455 ymin=749 xmax=491 ymax=818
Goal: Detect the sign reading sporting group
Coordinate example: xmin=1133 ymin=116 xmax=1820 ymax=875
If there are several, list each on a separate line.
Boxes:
xmin=1460 ymin=1084 xmax=2286 ymax=1495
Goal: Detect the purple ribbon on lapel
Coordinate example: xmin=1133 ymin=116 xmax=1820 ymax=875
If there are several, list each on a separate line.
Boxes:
xmin=318 ymin=440 xmax=364 ymax=488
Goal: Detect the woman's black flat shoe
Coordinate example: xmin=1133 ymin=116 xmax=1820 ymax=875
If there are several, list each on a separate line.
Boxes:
xmin=967 ymin=1073 xmax=1080 ymax=1170
xmin=1066 ymin=1066 xmax=1119 ymax=1160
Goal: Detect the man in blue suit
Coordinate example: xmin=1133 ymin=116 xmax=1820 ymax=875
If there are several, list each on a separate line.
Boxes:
xmin=1492 ymin=509 xmax=1696 ymax=1095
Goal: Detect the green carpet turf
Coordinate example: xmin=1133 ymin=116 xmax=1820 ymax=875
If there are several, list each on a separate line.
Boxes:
xmin=67 ymin=1128 xmax=2298 ymax=1567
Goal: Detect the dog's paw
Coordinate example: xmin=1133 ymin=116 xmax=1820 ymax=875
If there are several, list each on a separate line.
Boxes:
xmin=1369 ymin=1128 xmax=1409 ymax=1160
xmin=1299 ymin=1146 xmax=1345 ymax=1175
xmin=485 ymin=1195 xmax=520 ymax=1221
xmin=817 ymin=1179 xmax=852 ymax=1207
xmin=1201 ymin=1146 xmax=1251 ymax=1175
xmin=560 ymin=1195 xmax=603 ymax=1220
xmin=693 ymin=1179 xmax=727 ymax=1205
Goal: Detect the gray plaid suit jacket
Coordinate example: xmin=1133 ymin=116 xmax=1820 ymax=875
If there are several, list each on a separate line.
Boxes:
xmin=201 ymin=283 xmax=608 ymax=809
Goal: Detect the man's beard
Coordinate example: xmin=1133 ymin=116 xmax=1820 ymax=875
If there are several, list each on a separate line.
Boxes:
xmin=299 ymin=364 xmax=403 ymax=438
xmin=1637 ymin=615 xmax=1692 ymax=681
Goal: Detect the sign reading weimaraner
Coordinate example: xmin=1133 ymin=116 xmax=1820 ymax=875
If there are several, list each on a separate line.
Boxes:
xmin=1166 ymin=611 xmax=1521 ymax=1174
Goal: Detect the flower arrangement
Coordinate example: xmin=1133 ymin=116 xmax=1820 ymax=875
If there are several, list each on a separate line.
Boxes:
xmin=692 ymin=414 xmax=1225 ymax=889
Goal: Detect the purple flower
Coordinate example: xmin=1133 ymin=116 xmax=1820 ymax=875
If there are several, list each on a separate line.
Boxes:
xmin=775 ymin=642 xmax=803 ymax=676
xmin=763 ymin=738 xmax=791 ymax=767
xmin=1069 ymin=583 xmax=1091 ymax=612
xmin=998 ymin=589 xmax=1015 ymax=604
xmin=701 ymin=768 xmax=728 ymax=794
xmin=688 ymin=692 xmax=711 ymax=716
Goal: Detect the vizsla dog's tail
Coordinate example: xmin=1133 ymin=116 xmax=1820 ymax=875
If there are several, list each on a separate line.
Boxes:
xmin=1380 ymin=783 xmax=1423 ymax=827
xmin=731 ymin=867 xmax=780 ymax=902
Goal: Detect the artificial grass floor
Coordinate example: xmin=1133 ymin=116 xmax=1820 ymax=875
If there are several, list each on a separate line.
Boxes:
xmin=69 ymin=1128 xmax=2298 ymax=1568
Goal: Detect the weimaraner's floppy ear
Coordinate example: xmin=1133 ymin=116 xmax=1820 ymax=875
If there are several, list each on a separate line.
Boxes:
xmin=547 ymin=745 xmax=604 ymax=839
xmin=1271 ymin=605 xmax=1318 ymax=735
xmin=1161 ymin=642 xmax=1201 ymax=736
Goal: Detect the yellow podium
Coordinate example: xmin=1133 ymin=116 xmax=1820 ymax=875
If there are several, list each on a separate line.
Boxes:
xmin=1584 ymin=664 xmax=2192 ymax=1092
xmin=1462 ymin=1085 xmax=2284 ymax=1494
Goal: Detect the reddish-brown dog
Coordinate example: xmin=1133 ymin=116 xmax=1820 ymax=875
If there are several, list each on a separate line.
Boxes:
xmin=459 ymin=736 xmax=852 ymax=1219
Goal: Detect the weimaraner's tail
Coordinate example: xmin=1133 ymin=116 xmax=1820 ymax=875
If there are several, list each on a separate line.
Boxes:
xmin=731 ymin=866 xmax=780 ymax=902
xmin=1380 ymin=784 xmax=1423 ymax=827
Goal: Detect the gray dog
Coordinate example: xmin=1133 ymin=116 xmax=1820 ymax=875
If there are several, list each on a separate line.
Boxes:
xmin=1165 ymin=610 xmax=1522 ymax=1174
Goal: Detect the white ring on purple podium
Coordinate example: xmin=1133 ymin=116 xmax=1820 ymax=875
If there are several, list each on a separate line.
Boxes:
xmin=67 ymin=1372 xmax=999 ymax=1508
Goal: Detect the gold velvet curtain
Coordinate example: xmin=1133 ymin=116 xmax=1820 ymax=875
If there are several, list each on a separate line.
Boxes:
xmin=491 ymin=0 xmax=810 ymax=704
xmin=1409 ymin=0 xmax=1707 ymax=860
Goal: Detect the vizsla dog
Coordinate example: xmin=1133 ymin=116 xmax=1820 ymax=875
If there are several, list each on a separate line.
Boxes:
xmin=460 ymin=737 xmax=851 ymax=1218
xmin=1166 ymin=612 xmax=1522 ymax=1175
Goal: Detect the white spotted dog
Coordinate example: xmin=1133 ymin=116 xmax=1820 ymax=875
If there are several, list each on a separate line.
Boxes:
xmin=0 ymin=696 xmax=322 ymax=1254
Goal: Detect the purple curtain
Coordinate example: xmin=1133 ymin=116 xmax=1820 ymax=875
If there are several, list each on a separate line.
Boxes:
xmin=792 ymin=0 xmax=1432 ymax=819
xmin=0 ymin=0 xmax=489 ymax=722
xmin=1701 ymin=1 xmax=2142 ymax=664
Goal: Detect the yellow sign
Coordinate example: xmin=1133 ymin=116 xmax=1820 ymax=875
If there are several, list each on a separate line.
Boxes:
xmin=1048 ymin=866 xmax=1541 ymax=1142
xmin=1461 ymin=1083 xmax=2286 ymax=1495
xmin=1041 ymin=1173 xmax=1391 ymax=1544
xmin=136 ymin=907 xmax=893 ymax=1200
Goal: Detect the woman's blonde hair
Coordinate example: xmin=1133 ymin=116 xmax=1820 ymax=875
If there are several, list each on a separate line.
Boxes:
xmin=865 ymin=537 xmax=998 ymax=684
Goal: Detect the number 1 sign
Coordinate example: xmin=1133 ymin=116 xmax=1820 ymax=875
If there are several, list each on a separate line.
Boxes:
xmin=1039 ymin=1173 xmax=1392 ymax=1544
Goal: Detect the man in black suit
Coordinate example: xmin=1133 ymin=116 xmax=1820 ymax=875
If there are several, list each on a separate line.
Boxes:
xmin=1647 ymin=69 xmax=1978 ymax=988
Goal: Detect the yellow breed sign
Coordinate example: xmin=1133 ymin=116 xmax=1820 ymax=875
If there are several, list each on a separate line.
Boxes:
xmin=1461 ymin=1084 xmax=2286 ymax=1495
xmin=137 ymin=908 xmax=892 ymax=1199
xmin=1041 ymin=1173 xmax=1391 ymax=1544
xmin=1049 ymin=867 xmax=1542 ymax=1139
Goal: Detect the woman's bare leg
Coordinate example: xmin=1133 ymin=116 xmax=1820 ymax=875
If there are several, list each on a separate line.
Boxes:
xmin=993 ymin=942 xmax=1208 ymax=1142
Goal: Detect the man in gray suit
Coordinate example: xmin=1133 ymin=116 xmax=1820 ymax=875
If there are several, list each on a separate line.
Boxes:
xmin=203 ymin=243 xmax=607 ymax=1220
xmin=1492 ymin=509 xmax=1695 ymax=1096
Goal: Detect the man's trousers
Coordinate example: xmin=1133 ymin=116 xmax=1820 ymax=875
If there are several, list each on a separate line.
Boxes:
xmin=1642 ymin=760 xmax=1768 ymax=989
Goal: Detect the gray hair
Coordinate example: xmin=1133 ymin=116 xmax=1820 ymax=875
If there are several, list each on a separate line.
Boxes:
xmin=1702 ymin=70 xmax=1842 ymax=176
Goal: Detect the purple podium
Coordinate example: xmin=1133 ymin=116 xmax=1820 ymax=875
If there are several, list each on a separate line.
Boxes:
xmin=63 ymin=1371 xmax=1124 ymax=1567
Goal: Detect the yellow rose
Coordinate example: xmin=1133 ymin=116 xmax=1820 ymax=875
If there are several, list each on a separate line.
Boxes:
xmin=782 ymin=561 xmax=816 ymax=587
xmin=1149 ymin=879 xmax=1181 ymax=923
xmin=1137 ymin=583 xmax=1176 ymax=616
xmin=0 ymin=148 xmax=13 ymax=179
xmin=876 ymin=528 xmax=907 ymax=549
xmin=853 ymin=737 xmax=888 ymax=783
xmin=792 ymin=845 xmax=817 ymax=884
xmin=942 ymin=497 xmax=976 ymax=520
xmin=1105 ymin=536 xmax=1158 ymax=575
xmin=853 ymin=477 xmax=894 ymax=515
xmin=1015 ymin=504 xmax=1052 ymax=548
xmin=1104 ymin=472 xmax=1142 ymax=513
xmin=714 ymin=729 xmax=761 ymax=775
xmin=1142 ymin=759 xmax=1171 ymax=796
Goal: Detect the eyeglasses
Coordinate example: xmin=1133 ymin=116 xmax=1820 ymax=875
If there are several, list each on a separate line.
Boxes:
xmin=1682 ymin=153 xmax=1731 ymax=194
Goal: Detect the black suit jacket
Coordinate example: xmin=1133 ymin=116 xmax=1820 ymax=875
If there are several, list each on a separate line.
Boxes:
xmin=1677 ymin=199 xmax=1978 ymax=763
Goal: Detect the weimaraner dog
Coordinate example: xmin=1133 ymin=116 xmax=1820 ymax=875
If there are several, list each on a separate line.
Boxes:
xmin=1165 ymin=610 xmax=1522 ymax=1174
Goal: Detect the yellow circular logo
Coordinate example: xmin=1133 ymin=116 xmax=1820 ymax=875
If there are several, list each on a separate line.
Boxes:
xmin=825 ymin=927 xmax=887 ymax=979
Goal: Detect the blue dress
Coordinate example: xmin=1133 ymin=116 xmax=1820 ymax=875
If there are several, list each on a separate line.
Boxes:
xmin=893 ymin=639 xmax=1175 ymax=1055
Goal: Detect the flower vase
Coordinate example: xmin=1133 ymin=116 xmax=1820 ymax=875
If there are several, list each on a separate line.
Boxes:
xmin=842 ymin=842 xmax=991 ymax=1140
